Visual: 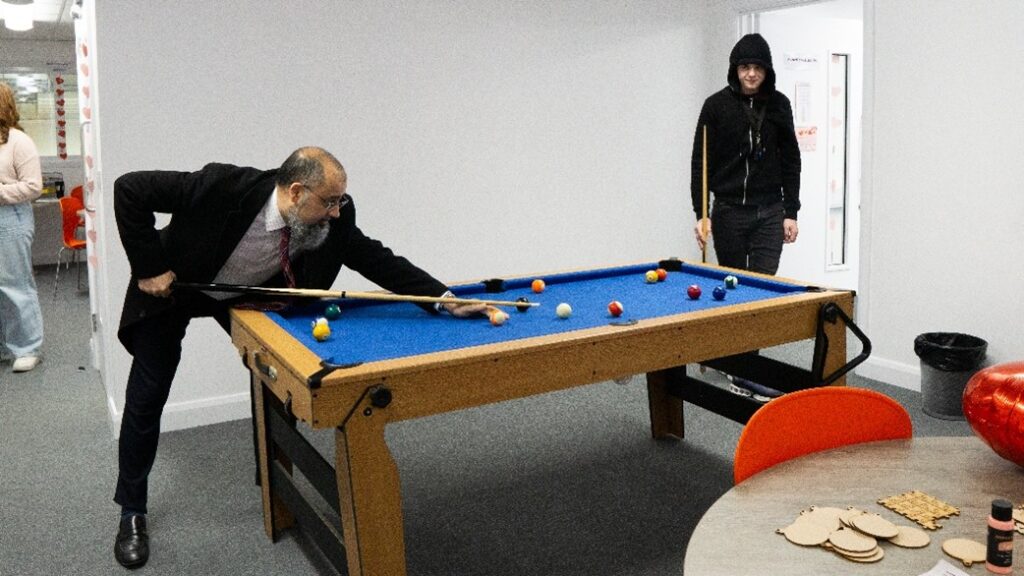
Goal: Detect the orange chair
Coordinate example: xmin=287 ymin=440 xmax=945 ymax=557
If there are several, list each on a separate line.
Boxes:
xmin=733 ymin=387 xmax=912 ymax=484
xmin=53 ymin=195 xmax=88 ymax=299
xmin=69 ymin=185 xmax=85 ymax=228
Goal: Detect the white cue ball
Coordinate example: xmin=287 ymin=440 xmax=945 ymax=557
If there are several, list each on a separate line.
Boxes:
xmin=555 ymin=303 xmax=572 ymax=319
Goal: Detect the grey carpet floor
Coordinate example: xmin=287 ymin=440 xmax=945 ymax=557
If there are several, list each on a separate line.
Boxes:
xmin=0 ymin=266 xmax=973 ymax=576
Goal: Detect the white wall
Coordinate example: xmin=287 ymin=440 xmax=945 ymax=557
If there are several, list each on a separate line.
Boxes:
xmin=91 ymin=1 xmax=706 ymax=433
xmin=857 ymin=0 xmax=1024 ymax=388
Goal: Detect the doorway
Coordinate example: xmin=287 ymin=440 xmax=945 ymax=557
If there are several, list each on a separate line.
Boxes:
xmin=744 ymin=0 xmax=863 ymax=290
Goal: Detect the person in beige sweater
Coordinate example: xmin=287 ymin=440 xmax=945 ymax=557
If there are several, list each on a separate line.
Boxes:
xmin=0 ymin=82 xmax=44 ymax=373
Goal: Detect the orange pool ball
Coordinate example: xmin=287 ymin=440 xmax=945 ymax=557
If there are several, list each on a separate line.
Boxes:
xmin=531 ymin=279 xmax=546 ymax=293
xmin=656 ymin=268 xmax=668 ymax=282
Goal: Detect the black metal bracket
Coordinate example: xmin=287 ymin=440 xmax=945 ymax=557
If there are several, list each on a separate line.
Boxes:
xmin=307 ymin=358 xmax=364 ymax=389
xmin=673 ymin=301 xmax=873 ymax=425
xmin=811 ymin=302 xmax=872 ymax=386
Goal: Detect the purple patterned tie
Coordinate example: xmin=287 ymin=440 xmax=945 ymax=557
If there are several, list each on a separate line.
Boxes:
xmin=280 ymin=227 xmax=296 ymax=288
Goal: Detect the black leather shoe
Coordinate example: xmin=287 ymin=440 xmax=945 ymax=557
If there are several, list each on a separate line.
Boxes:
xmin=114 ymin=514 xmax=149 ymax=569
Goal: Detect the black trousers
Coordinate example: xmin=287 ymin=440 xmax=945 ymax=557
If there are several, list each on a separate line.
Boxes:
xmin=113 ymin=293 xmax=234 ymax=513
xmin=711 ymin=200 xmax=785 ymax=275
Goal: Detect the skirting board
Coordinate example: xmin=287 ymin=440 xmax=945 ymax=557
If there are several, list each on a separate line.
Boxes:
xmin=857 ymin=356 xmax=921 ymax=392
xmin=107 ymin=392 xmax=251 ymax=439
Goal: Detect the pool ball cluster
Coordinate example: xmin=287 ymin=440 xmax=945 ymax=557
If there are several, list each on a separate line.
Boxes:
xmin=511 ymin=270 xmax=742 ymax=326
xmin=309 ymin=303 xmax=345 ymax=341
xmin=686 ymin=274 xmax=739 ymax=302
xmin=644 ymin=267 xmax=669 ymax=284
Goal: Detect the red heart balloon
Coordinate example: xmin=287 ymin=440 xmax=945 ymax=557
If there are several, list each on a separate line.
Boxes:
xmin=56 ymin=88 xmax=65 ymax=96
xmin=55 ymin=76 xmax=65 ymax=84
xmin=59 ymin=153 xmax=68 ymax=159
xmin=963 ymin=361 xmax=1024 ymax=468
xmin=58 ymin=130 xmax=66 ymax=137
xmin=83 ymin=107 xmax=92 ymax=120
xmin=57 ymin=99 xmax=65 ymax=106
xmin=82 ymin=85 xmax=90 ymax=98
xmin=58 ymin=120 xmax=66 ymax=127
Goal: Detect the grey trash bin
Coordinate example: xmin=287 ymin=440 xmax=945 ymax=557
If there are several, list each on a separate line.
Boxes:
xmin=914 ymin=332 xmax=987 ymax=420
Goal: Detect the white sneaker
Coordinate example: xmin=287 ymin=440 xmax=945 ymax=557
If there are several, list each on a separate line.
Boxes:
xmin=12 ymin=356 xmax=40 ymax=373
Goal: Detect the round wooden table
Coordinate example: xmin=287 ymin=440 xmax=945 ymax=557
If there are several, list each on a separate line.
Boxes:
xmin=684 ymin=437 xmax=1024 ymax=575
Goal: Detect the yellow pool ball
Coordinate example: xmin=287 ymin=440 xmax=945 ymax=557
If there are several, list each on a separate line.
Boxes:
xmin=645 ymin=270 xmax=659 ymax=283
xmin=312 ymin=323 xmax=331 ymax=342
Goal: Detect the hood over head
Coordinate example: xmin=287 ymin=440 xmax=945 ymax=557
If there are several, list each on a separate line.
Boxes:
xmin=728 ymin=33 xmax=776 ymax=95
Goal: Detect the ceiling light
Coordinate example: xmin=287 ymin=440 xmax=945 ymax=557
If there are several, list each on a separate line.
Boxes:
xmin=2 ymin=0 xmax=35 ymax=32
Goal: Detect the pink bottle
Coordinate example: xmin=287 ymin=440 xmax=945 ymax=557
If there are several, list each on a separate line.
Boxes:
xmin=986 ymin=499 xmax=1014 ymax=574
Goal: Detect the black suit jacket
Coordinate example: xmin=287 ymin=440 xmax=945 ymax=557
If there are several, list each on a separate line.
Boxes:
xmin=113 ymin=162 xmax=447 ymax=351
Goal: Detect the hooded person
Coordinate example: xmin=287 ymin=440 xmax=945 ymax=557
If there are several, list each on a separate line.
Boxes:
xmin=689 ymin=32 xmax=801 ymax=276
xmin=687 ymin=33 xmax=802 ymax=402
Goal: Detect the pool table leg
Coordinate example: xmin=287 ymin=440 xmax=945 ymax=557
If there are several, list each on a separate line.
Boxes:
xmin=334 ymin=403 xmax=407 ymax=576
xmin=252 ymin=375 xmax=294 ymax=540
xmin=647 ymin=367 xmax=685 ymax=439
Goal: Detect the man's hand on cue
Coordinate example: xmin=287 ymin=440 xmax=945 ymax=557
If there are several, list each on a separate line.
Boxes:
xmin=139 ymin=271 xmax=176 ymax=298
xmin=444 ymin=300 xmax=489 ymax=318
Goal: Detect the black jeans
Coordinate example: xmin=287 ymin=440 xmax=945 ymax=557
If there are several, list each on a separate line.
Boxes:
xmin=113 ymin=293 xmax=232 ymax=513
xmin=711 ymin=200 xmax=785 ymax=275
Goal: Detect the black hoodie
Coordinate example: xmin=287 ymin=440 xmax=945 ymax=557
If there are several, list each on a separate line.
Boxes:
xmin=690 ymin=33 xmax=801 ymax=220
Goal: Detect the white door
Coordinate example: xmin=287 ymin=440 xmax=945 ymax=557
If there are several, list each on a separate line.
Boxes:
xmin=750 ymin=0 xmax=863 ymax=291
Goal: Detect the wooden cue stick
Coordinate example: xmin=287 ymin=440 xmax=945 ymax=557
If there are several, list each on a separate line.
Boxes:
xmin=172 ymin=282 xmax=540 ymax=308
xmin=701 ymin=125 xmax=709 ymax=263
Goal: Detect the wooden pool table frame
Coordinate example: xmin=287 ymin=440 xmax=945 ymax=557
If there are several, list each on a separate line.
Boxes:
xmin=229 ymin=261 xmax=865 ymax=575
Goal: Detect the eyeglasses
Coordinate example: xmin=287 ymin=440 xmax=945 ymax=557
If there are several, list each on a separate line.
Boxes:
xmin=303 ymin=185 xmax=350 ymax=210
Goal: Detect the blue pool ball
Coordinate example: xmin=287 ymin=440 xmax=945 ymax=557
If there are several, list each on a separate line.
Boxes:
xmin=724 ymin=275 xmax=739 ymax=289
xmin=324 ymin=303 xmax=342 ymax=320
xmin=712 ymin=286 xmax=727 ymax=301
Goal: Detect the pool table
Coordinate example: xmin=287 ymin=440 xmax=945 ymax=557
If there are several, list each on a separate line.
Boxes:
xmin=229 ymin=259 xmax=865 ymax=575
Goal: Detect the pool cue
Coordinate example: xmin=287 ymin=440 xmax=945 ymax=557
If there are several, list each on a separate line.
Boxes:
xmin=701 ymin=124 xmax=709 ymax=263
xmin=172 ymin=282 xmax=540 ymax=308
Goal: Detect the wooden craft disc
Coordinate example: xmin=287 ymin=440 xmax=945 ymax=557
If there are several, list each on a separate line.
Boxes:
xmin=823 ymin=542 xmax=880 ymax=559
xmin=942 ymin=538 xmax=987 ymax=567
xmin=777 ymin=520 xmax=831 ymax=547
xmin=828 ymin=527 xmax=877 ymax=553
xmin=850 ymin=513 xmax=900 ymax=539
xmin=837 ymin=546 xmax=885 ymax=563
xmin=888 ymin=525 xmax=931 ymax=548
xmin=801 ymin=506 xmax=844 ymax=531
xmin=839 ymin=507 xmax=866 ymax=527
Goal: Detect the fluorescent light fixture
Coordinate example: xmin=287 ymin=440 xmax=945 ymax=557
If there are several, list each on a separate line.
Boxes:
xmin=2 ymin=0 xmax=35 ymax=32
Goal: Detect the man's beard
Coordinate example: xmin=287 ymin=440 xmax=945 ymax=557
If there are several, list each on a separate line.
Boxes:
xmin=284 ymin=205 xmax=330 ymax=253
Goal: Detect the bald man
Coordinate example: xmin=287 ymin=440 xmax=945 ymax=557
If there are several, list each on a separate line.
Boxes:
xmin=111 ymin=147 xmax=482 ymax=568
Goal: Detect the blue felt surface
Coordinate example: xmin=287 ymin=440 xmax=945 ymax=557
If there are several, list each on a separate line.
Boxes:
xmin=269 ymin=262 xmax=806 ymax=365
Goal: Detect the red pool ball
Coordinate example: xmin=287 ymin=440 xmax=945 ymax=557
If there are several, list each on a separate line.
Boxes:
xmin=687 ymin=284 xmax=702 ymax=300
xmin=608 ymin=300 xmax=623 ymax=317
xmin=656 ymin=268 xmax=668 ymax=282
